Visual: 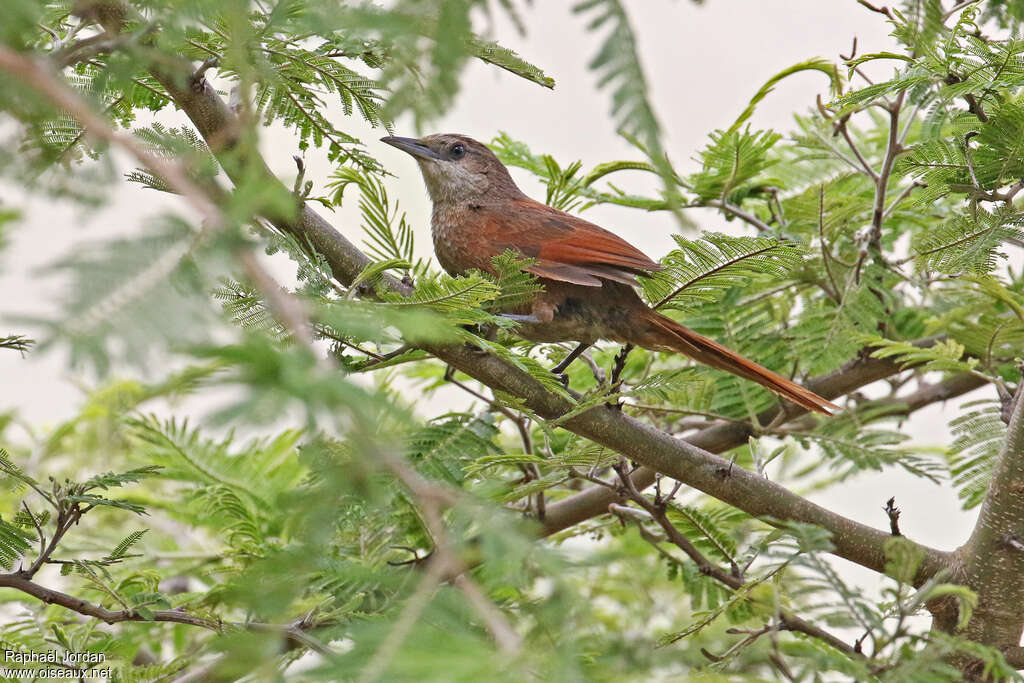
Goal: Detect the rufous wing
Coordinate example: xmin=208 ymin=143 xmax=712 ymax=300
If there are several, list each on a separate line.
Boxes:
xmin=475 ymin=197 xmax=662 ymax=286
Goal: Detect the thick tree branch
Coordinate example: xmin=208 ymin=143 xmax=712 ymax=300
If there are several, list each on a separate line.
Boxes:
xmin=959 ymin=371 xmax=1024 ymax=651
xmin=542 ymin=339 xmax=972 ymax=535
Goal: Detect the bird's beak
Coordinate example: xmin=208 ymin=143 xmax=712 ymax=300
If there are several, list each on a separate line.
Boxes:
xmin=380 ymin=136 xmax=442 ymax=161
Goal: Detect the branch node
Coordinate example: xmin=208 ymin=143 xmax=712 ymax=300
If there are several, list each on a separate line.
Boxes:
xmin=999 ymin=365 xmax=1022 ymax=425
xmin=190 ymin=57 xmax=218 ymax=92
xmin=1002 ymin=534 xmax=1024 ymax=553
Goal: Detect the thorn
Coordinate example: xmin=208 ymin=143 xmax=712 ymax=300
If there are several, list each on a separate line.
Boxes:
xmin=1003 ymin=534 xmax=1024 ymax=552
xmin=700 ymin=647 xmax=725 ymax=662
xmin=884 ymin=496 xmax=902 ymax=536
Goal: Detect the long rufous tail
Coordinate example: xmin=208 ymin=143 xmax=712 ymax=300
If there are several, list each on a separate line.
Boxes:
xmin=638 ymin=310 xmax=839 ymax=416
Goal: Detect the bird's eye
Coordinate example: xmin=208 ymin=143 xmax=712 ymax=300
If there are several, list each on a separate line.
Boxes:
xmin=450 ymin=143 xmax=466 ymax=159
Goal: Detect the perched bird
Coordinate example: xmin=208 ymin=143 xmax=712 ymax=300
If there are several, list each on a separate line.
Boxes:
xmin=382 ymin=134 xmax=838 ymax=415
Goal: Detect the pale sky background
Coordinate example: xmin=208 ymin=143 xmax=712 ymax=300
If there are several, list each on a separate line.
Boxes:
xmin=0 ymin=2 xmax=993 ymax=599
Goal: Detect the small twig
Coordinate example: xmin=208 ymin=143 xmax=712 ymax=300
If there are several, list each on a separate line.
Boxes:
xmin=944 ymin=0 xmax=982 ymax=21
xmin=293 ymin=155 xmax=306 ymax=197
xmin=37 ymin=23 xmax=61 ymax=43
xmin=577 ymin=352 xmax=607 ymax=385
xmin=857 ymin=0 xmax=894 ymax=19
xmin=884 ymin=497 xmax=902 ymax=537
xmin=247 ymin=619 xmax=335 ymax=656
xmin=443 ymin=365 xmax=533 ymax=463
xmin=854 ymin=629 xmax=872 ymax=655
xmin=897 ymin=99 xmax=925 ymax=147
xmin=816 ymin=94 xmax=834 ymax=121
xmin=626 ymin=404 xmax=750 ymax=427
xmin=836 ymin=119 xmax=880 ymax=181
xmin=327 ymin=335 xmax=386 ymax=361
xmin=21 ymin=502 xmax=47 ymax=570
xmin=963 ymin=132 xmax=981 ymax=189
xmin=21 ymin=505 xmax=81 ymax=579
xmin=698 ymin=199 xmax=773 ymax=233
xmin=237 ymin=249 xmax=315 ymax=348
xmin=882 ymin=181 xmax=926 ymax=220
xmin=817 ymin=185 xmax=842 ymax=303
xmin=357 ymin=345 xmax=413 ymax=369
xmin=0 ymin=572 xmax=221 ymax=630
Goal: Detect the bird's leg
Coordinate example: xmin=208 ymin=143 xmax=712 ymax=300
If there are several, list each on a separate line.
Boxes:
xmin=550 ymin=342 xmax=590 ymax=385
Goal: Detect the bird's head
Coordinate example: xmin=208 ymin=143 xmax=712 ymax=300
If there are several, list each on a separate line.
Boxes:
xmin=381 ymin=134 xmax=521 ymax=205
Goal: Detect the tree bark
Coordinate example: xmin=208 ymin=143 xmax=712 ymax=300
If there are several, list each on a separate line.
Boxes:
xmin=952 ymin=381 xmax=1024 ymax=676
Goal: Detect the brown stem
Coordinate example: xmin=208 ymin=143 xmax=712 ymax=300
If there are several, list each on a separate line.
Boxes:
xmin=0 ymin=572 xmax=220 ymax=629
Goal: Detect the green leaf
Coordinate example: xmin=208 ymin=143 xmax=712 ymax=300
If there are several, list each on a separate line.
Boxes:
xmin=861 ymin=335 xmax=980 ymax=373
xmin=729 ymin=58 xmax=841 ymax=133
xmin=948 ymin=400 xmax=1005 ymax=509
xmin=468 ymin=38 xmax=554 ymax=89
xmin=573 ymin=0 xmax=684 ymax=213
xmin=0 ymin=515 xmax=32 ymax=570
xmin=643 ymin=232 xmax=804 ymax=312
xmin=688 ymin=128 xmax=781 ymax=203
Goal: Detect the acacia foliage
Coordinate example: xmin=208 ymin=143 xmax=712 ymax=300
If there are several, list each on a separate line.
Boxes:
xmin=0 ymin=1 xmax=1023 ymax=681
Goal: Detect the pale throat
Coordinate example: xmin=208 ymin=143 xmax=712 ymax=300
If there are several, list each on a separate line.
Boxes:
xmin=418 ymin=161 xmax=491 ymax=206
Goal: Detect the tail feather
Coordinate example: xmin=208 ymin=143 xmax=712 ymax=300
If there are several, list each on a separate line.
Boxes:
xmin=641 ymin=311 xmax=839 ymax=416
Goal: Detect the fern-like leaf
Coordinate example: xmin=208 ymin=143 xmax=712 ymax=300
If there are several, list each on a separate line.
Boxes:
xmin=643 ymin=232 xmax=804 ymax=312
xmin=948 ymin=400 xmax=1005 ymax=509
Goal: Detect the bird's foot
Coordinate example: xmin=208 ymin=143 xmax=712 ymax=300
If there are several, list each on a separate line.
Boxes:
xmin=548 ymin=342 xmax=591 ymax=386
xmin=604 ymin=398 xmax=623 ymax=411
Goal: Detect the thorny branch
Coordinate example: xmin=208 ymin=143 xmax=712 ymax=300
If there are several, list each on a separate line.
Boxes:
xmin=591 ymin=460 xmax=859 ymax=657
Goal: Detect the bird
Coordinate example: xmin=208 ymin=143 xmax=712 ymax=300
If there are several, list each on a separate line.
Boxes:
xmin=381 ymin=133 xmax=838 ymax=415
